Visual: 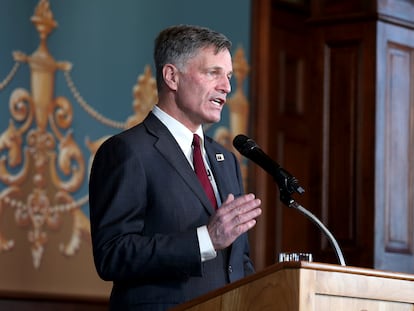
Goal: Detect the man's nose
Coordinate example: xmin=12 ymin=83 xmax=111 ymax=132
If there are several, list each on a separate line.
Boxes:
xmin=219 ymin=75 xmax=231 ymax=94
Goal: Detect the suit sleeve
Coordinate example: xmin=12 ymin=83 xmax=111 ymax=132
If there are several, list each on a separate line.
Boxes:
xmin=89 ymin=136 xmax=202 ymax=282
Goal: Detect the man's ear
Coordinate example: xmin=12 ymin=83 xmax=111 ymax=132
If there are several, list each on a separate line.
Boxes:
xmin=163 ymin=64 xmax=179 ymax=91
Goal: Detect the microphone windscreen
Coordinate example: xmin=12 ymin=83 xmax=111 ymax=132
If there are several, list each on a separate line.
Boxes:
xmin=233 ymin=134 xmax=249 ymax=150
xmin=233 ymin=134 xmax=258 ymax=156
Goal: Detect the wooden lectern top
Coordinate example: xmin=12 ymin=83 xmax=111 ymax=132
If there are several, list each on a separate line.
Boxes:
xmin=171 ymin=262 xmax=414 ymax=311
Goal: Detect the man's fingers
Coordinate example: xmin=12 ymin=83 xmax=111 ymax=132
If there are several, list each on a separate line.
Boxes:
xmin=234 ymin=205 xmax=262 ymax=225
xmin=235 ymin=219 xmax=257 ymax=235
xmin=220 ymin=193 xmax=259 ymax=212
xmin=223 ymin=193 xmax=235 ymax=204
xmin=209 ymin=193 xmax=262 ymax=250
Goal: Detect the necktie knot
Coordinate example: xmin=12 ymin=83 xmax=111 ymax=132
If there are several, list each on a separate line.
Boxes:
xmin=192 ymin=134 xmax=201 ymax=174
xmin=192 ymin=134 xmax=201 ymax=148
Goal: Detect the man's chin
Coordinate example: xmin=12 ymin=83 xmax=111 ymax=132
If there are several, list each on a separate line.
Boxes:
xmin=207 ymin=116 xmax=221 ymax=124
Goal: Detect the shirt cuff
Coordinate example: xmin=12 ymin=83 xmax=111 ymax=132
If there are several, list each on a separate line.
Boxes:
xmin=197 ymin=225 xmax=217 ymax=262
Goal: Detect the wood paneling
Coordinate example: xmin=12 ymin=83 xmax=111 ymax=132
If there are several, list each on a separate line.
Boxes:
xmin=375 ymin=21 xmax=414 ymax=273
xmin=312 ymin=21 xmax=376 ymax=266
xmin=378 ymin=0 xmax=414 ymax=25
xmin=171 ymin=262 xmax=414 ymax=311
xmin=250 ymin=0 xmax=414 ymax=274
xmin=249 ymin=0 xmax=277 ymax=271
xmin=250 ymin=0 xmax=314 ymax=270
xmin=251 ymin=0 xmax=376 ymax=270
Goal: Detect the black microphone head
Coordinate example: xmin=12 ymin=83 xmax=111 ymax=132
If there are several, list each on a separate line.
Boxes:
xmin=233 ymin=134 xmax=257 ymax=156
xmin=233 ymin=134 xmax=248 ymax=150
xmin=233 ymin=134 xmax=304 ymax=195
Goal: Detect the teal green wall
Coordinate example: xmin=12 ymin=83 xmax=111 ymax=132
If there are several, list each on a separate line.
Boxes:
xmin=0 ymin=0 xmax=251 ymax=214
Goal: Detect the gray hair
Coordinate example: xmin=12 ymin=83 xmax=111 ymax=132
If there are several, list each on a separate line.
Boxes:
xmin=153 ymin=24 xmax=232 ymax=91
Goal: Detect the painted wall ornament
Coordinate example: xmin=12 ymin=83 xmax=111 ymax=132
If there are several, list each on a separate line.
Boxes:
xmin=0 ymin=0 xmax=250 ymax=270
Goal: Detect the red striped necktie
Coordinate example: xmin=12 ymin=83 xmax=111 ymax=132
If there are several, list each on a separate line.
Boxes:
xmin=192 ymin=134 xmax=218 ymax=209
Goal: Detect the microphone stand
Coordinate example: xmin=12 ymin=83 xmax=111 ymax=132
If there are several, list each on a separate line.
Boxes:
xmin=279 ymin=187 xmax=346 ymax=267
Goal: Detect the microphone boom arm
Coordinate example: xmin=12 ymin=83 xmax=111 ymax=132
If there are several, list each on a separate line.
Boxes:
xmin=281 ymin=192 xmax=346 ymax=266
xmin=275 ymin=161 xmax=346 ymax=267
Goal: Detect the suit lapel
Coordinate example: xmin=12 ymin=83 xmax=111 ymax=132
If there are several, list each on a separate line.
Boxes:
xmin=205 ymin=137 xmax=233 ymax=204
xmin=144 ymin=113 xmax=216 ymax=215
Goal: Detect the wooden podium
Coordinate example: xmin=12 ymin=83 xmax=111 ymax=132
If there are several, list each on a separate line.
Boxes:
xmin=171 ymin=262 xmax=414 ymax=311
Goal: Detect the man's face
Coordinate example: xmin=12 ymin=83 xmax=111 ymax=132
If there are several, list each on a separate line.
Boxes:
xmin=174 ymin=46 xmax=232 ymax=131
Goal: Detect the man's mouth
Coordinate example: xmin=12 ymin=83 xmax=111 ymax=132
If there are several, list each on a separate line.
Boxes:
xmin=211 ymin=98 xmax=225 ymax=106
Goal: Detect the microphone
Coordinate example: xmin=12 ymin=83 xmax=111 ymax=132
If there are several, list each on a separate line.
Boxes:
xmin=233 ymin=134 xmax=305 ymax=196
xmin=233 ymin=134 xmax=346 ymax=266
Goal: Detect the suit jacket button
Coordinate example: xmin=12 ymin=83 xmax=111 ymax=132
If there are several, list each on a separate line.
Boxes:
xmin=228 ymin=265 xmax=233 ymax=273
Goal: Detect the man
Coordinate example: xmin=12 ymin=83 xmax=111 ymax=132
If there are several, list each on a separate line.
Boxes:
xmin=89 ymin=24 xmax=262 ymax=311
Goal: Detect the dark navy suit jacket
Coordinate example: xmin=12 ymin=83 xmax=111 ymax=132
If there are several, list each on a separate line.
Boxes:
xmin=89 ymin=112 xmax=255 ymax=311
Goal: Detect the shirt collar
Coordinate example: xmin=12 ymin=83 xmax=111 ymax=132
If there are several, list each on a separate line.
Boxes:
xmin=152 ymin=105 xmax=205 ymax=158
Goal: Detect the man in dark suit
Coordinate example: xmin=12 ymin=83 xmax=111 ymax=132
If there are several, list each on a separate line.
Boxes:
xmin=89 ymin=24 xmax=262 ymax=311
